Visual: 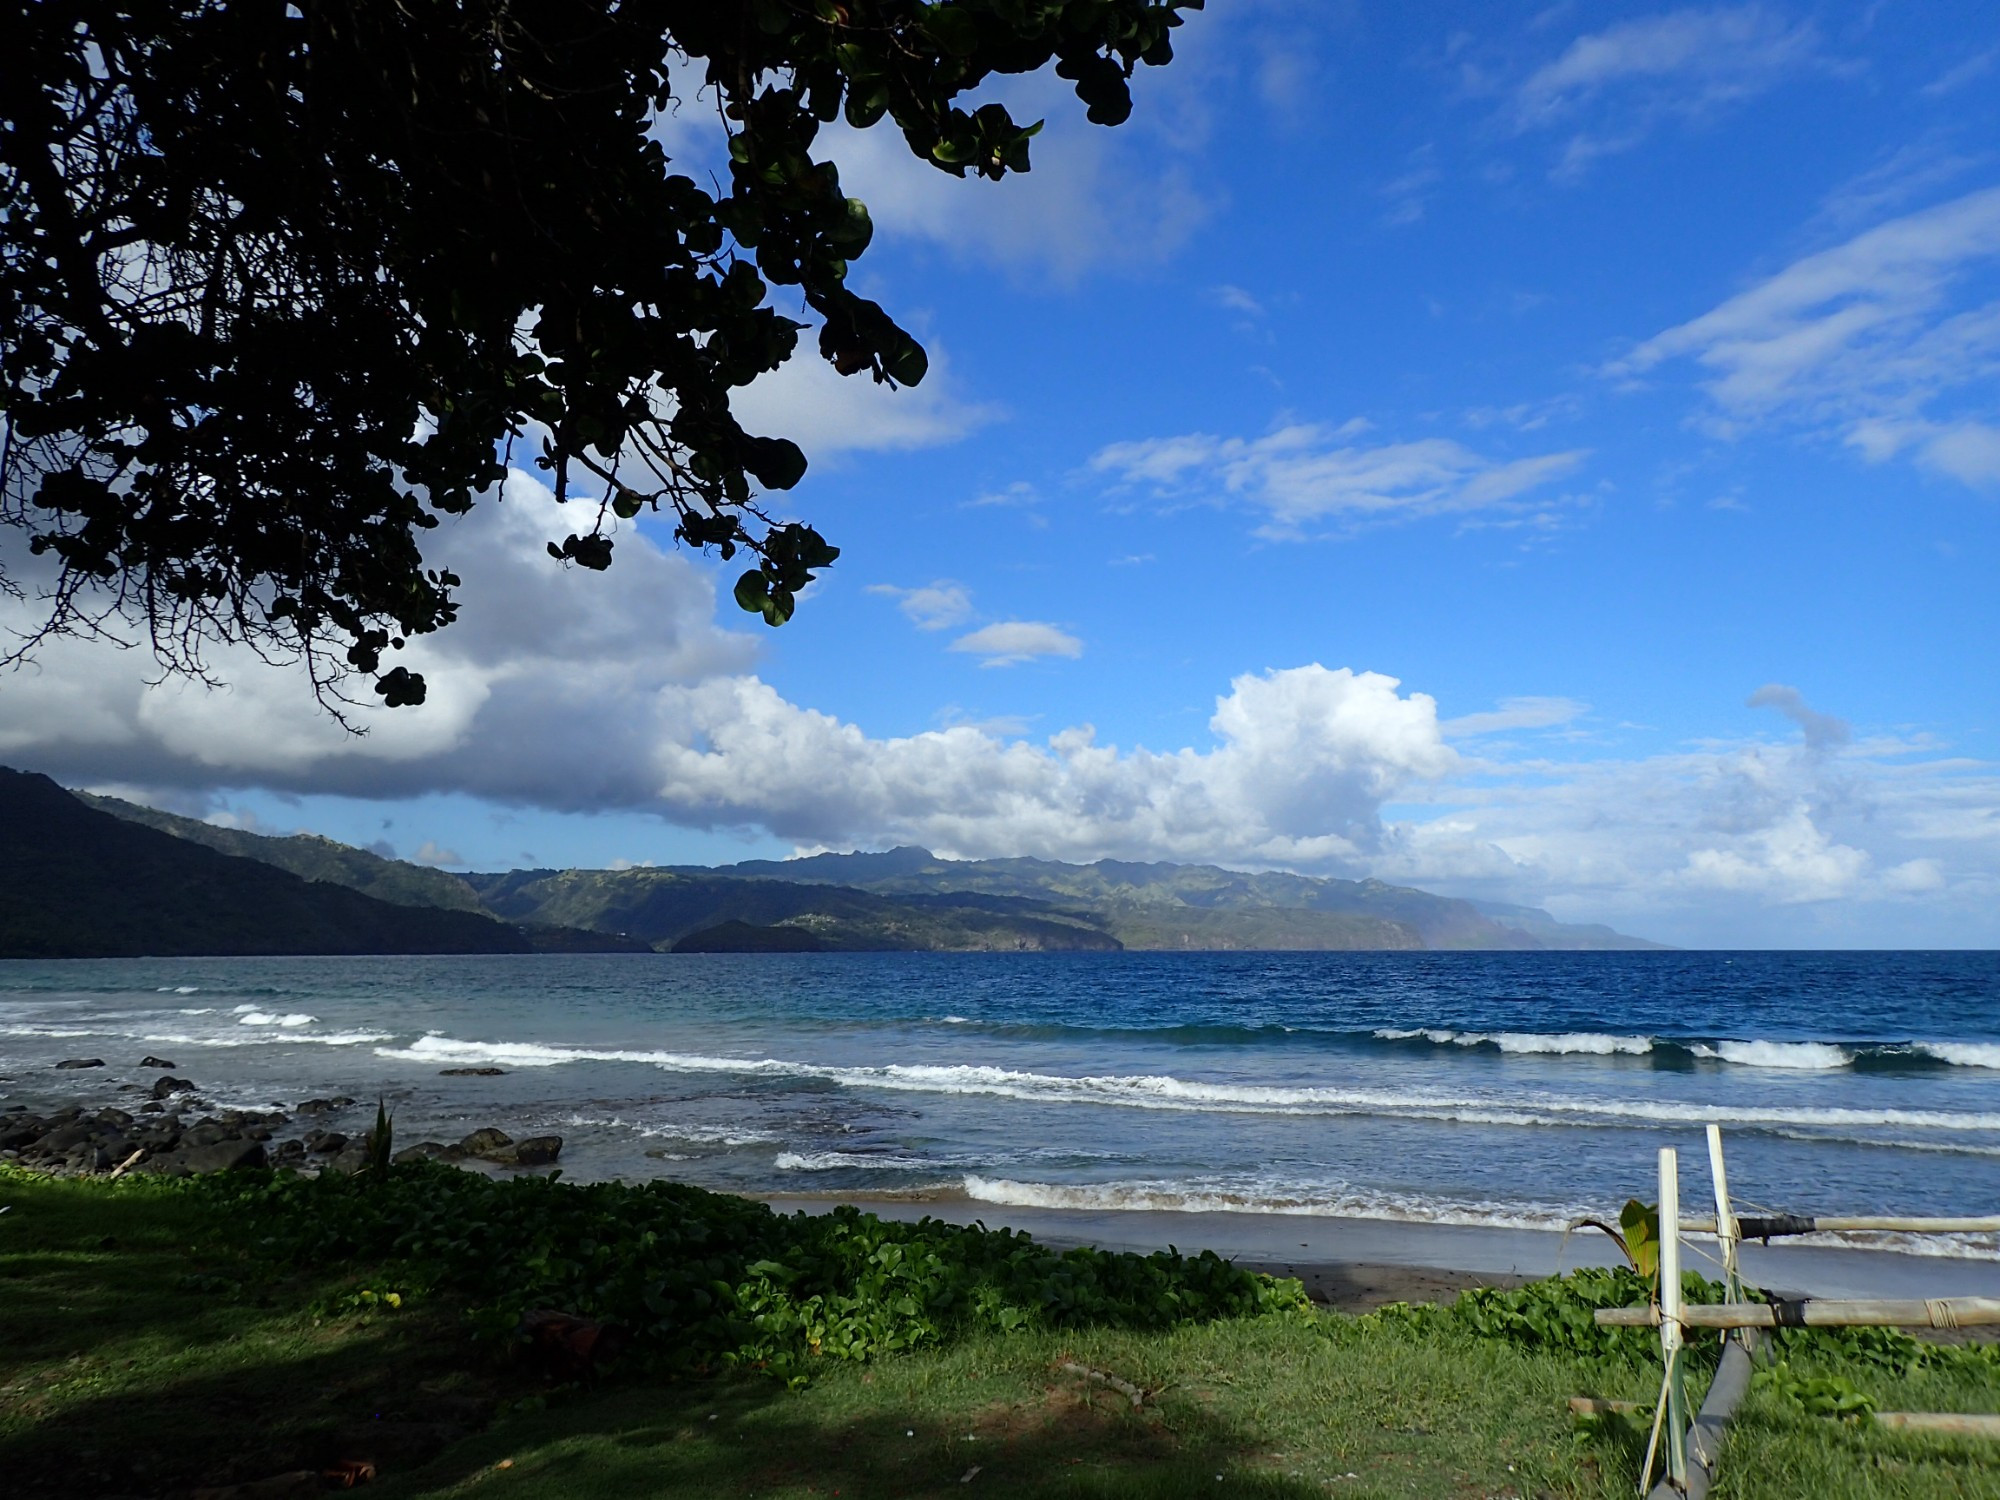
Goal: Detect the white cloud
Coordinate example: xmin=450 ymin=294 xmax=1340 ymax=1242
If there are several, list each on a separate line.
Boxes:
xmin=948 ymin=621 xmax=1084 ymax=667
xmin=1515 ymin=6 xmax=1822 ymax=177
xmin=821 ymin=78 xmax=1211 ymax=284
xmin=1091 ymin=423 xmax=1587 ymax=537
xmin=0 ymin=469 xmax=759 ymax=807
xmin=867 ymin=581 xmax=975 ymax=632
xmin=1614 ymin=185 xmax=2000 ymax=486
xmin=645 ymin=664 xmax=1453 ymax=864
xmin=414 ymin=840 xmax=466 ymax=868
xmin=1442 ymin=697 xmax=1588 ymax=737
xmin=731 ymin=338 xmax=996 ymax=458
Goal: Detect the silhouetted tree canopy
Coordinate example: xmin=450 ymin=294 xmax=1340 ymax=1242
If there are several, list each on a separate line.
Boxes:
xmin=0 ymin=0 xmax=1196 ymax=709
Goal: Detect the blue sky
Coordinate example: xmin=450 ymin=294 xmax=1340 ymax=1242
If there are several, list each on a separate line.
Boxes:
xmin=5 ymin=1 xmax=1999 ymax=946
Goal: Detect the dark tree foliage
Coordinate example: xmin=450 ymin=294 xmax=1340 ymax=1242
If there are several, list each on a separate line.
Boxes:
xmin=0 ymin=0 xmax=1196 ymax=709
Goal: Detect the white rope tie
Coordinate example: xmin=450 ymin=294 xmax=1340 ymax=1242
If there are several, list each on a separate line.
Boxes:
xmin=1928 ymin=1298 xmax=1961 ymax=1330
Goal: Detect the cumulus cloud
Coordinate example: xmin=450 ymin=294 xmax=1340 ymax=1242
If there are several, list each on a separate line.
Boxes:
xmin=1091 ymin=423 xmax=1587 ymax=537
xmin=643 ymin=664 xmax=1453 ymax=863
xmin=868 ymin=581 xmax=975 ymax=631
xmin=1614 ymin=186 xmax=2000 ymax=485
xmin=1515 ymin=5 xmax=1822 ymax=177
xmin=6 ymin=487 xmax=1996 ymax=943
xmin=0 ymin=470 xmax=760 ymax=807
xmin=948 ymin=622 xmax=1084 ymax=667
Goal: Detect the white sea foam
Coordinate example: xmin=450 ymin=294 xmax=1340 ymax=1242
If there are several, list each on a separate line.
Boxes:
xmin=178 ymin=1008 xmax=215 ymax=1015
xmin=940 ymin=1016 xmax=972 ymax=1025
xmin=1374 ymin=1027 xmax=1653 ymax=1056
xmin=236 ymin=1011 xmax=316 ymax=1028
xmin=960 ymin=1175 xmax=1587 ymax=1234
xmin=559 ymin=1114 xmax=776 ymax=1147
xmin=1688 ymin=1040 xmax=1853 ymax=1070
xmin=231 ymin=1004 xmax=258 ymax=1014
xmin=1916 ymin=1042 xmax=2000 ymax=1069
xmin=775 ymin=1151 xmax=941 ymax=1173
xmin=155 ymin=986 xmax=202 ymax=995
xmin=380 ymin=1034 xmax=2000 ymax=1134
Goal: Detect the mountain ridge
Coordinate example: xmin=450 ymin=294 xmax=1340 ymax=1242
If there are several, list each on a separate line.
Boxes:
xmin=55 ymin=779 xmax=1666 ymax=953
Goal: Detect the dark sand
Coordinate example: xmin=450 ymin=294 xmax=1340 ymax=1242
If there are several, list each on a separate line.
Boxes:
xmin=763 ymin=1193 xmax=2000 ymax=1306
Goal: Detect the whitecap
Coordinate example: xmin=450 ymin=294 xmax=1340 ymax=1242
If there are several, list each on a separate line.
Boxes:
xmin=381 ymin=1034 xmax=2000 ymax=1134
xmin=1688 ymin=1040 xmax=1852 ymax=1070
xmin=235 ymin=1011 xmax=316 ymax=1027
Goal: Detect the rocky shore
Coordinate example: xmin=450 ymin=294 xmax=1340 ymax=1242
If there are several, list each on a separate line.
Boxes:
xmin=0 ymin=1057 xmax=561 ymax=1179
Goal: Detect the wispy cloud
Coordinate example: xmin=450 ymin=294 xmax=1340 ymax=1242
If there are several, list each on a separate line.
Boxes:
xmin=1514 ymin=6 xmax=1822 ymax=178
xmin=1747 ymin=683 xmax=1850 ymax=750
xmin=1921 ymin=48 xmax=1996 ymax=99
xmin=1091 ymin=423 xmax=1588 ymax=537
xmin=948 ymin=621 xmax=1084 ymax=667
xmin=1442 ymin=697 xmax=1588 ymax=738
xmin=1613 ymin=185 xmax=2000 ymax=486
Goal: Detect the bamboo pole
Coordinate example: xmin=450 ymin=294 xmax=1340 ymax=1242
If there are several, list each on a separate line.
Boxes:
xmin=1679 ymin=1214 xmax=2000 ymax=1236
xmin=1597 ymin=1297 xmax=2000 ymax=1330
xmin=1705 ymin=1126 xmax=1741 ymax=1301
xmin=1652 ymin=1330 xmax=1759 ymax=1500
xmin=1875 ymin=1412 xmax=2000 ymax=1437
xmin=1659 ymin=1147 xmax=1688 ymax=1491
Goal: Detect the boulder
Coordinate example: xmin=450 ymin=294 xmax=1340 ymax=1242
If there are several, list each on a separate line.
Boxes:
xmin=148 ymin=1138 xmax=268 ymax=1175
xmin=295 ymin=1094 xmax=357 ymax=1114
xmin=458 ymin=1127 xmax=513 ymax=1157
xmin=392 ymin=1141 xmax=463 ymax=1164
xmin=497 ymin=1135 xmax=562 ymax=1167
xmin=55 ymin=1058 xmax=105 ymax=1069
xmin=303 ymin=1130 xmax=349 ymax=1154
xmin=439 ymin=1066 xmax=506 ymax=1076
xmin=327 ymin=1144 xmax=371 ymax=1175
xmin=138 ymin=1055 xmax=178 ymax=1069
xmin=150 ymin=1075 xmax=196 ymax=1100
xmin=180 ymin=1121 xmax=233 ymax=1149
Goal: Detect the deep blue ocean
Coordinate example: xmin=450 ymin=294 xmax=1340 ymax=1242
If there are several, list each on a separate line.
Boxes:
xmin=3 ymin=951 xmax=1997 ymax=1259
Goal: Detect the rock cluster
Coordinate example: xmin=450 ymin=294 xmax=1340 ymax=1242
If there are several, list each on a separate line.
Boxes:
xmin=0 ymin=1063 xmax=562 ymax=1180
xmin=392 ymin=1127 xmax=563 ymax=1168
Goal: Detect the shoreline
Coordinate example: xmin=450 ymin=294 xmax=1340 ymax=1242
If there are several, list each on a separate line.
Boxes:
xmin=761 ymin=1190 xmax=2000 ymax=1303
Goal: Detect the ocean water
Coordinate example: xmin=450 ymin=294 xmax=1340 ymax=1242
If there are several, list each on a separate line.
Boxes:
xmin=3 ymin=951 xmax=1997 ymax=1262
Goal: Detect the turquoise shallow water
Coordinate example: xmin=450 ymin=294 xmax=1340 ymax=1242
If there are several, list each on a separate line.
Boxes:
xmin=2 ymin=950 xmax=1996 ymax=1261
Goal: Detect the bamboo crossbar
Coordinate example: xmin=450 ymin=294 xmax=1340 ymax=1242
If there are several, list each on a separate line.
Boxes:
xmin=1678 ymin=1214 xmax=2000 ymax=1237
xmin=1875 ymin=1412 xmax=2000 ymax=1437
xmin=1596 ymin=1297 xmax=2000 ymax=1330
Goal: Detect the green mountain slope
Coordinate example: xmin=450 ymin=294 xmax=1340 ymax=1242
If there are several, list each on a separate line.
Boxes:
xmin=78 ymin=793 xmax=489 ymax=912
xmin=0 ymin=770 xmax=531 ymax=958
xmin=48 ymin=780 xmax=1663 ymax=953
xmin=681 ymin=848 xmax=1660 ymax=950
xmin=463 ymin=868 xmax=1122 ymax=952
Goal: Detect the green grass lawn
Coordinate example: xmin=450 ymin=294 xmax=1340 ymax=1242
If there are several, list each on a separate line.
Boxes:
xmin=3 ymin=1166 xmax=1996 ymax=1500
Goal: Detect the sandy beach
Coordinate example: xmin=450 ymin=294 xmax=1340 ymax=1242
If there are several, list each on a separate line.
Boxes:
xmin=764 ymin=1191 xmax=2000 ymax=1306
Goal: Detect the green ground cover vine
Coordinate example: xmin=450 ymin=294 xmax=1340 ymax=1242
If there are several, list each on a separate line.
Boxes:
xmin=188 ymin=1162 xmax=1310 ymax=1384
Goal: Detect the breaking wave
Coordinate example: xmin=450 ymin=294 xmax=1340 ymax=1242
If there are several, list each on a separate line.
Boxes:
xmin=380 ymin=1034 xmax=2000 ymax=1136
